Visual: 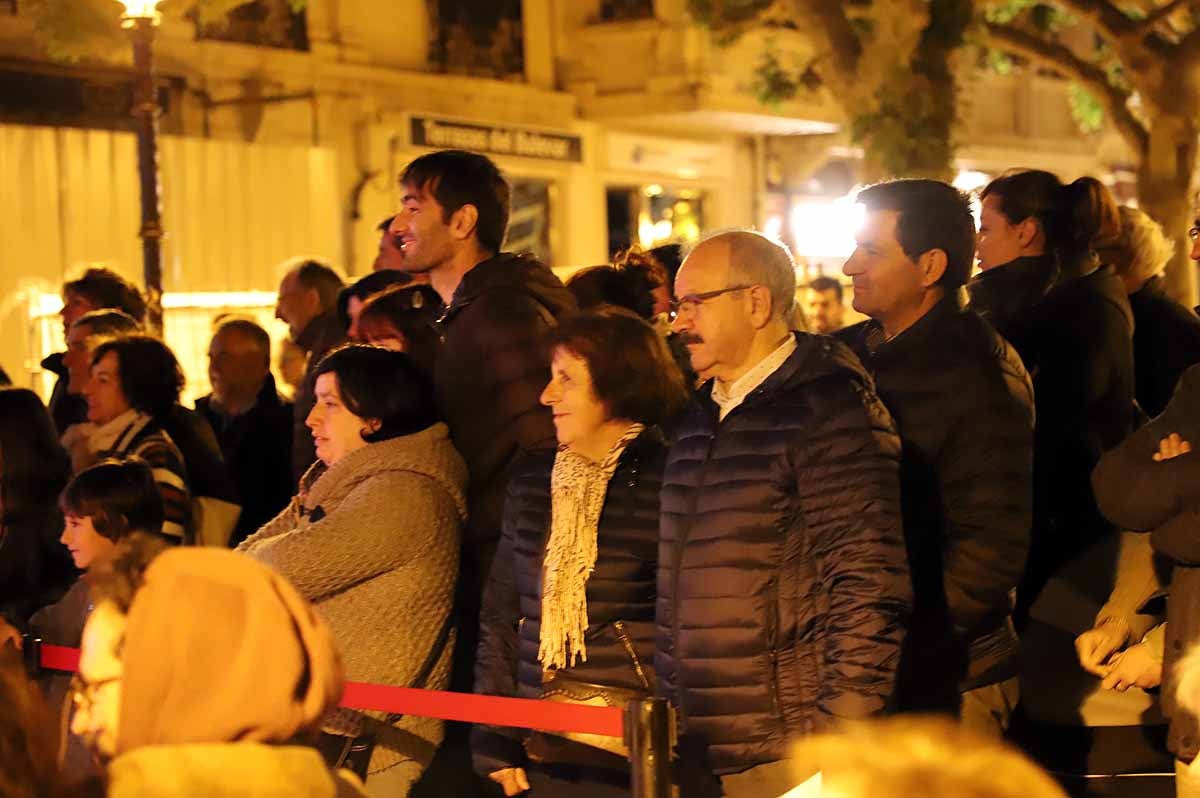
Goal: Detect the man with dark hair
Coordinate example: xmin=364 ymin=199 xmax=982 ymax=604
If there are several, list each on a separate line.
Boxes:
xmin=804 ymin=275 xmax=846 ymax=334
xmin=660 ymin=230 xmax=910 ymax=797
xmin=44 ymin=268 xmax=147 ymax=433
xmin=374 ymin=214 xmax=406 ymax=272
xmin=389 ymin=150 xmax=575 ymax=589
xmin=275 ymin=257 xmax=347 ymax=480
xmin=63 ymin=310 xmax=142 ymax=398
xmin=196 ymin=318 xmax=293 ymax=547
xmin=837 ymin=179 xmax=1035 ymax=735
xmin=337 ymin=270 xmax=412 ymax=338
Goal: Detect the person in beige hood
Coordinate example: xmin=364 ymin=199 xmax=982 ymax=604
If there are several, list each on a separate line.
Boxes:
xmin=70 ymin=540 xmax=365 ymax=798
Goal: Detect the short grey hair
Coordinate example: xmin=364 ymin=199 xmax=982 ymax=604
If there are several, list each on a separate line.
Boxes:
xmin=1106 ymin=206 xmax=1175 ymax=287
xmin=701 ymin=230 xmax=796 ymax=322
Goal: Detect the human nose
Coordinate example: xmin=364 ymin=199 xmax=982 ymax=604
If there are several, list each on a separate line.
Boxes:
xmin=842 ymin=250 xmax=863 ymax=276
xmin=305 ymin=404 xmax=322 ymax=429
xmin=540 ymin=378 xmax=559 ymax=407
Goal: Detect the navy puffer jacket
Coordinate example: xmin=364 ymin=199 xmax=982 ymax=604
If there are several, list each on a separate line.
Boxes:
xmin=472 ymin=428 xmax=666 ymax=775
xmin=657 ymin=333 xmax=911 ymax=774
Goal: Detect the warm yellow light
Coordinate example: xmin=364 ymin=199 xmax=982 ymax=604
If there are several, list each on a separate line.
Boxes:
xmin=115 ymin=0 xmax=163 ymax=21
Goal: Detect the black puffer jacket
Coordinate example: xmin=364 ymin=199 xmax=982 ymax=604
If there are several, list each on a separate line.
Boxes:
xmin=970 ymin=255 xmax=1135 ymax=609
xmin=838 ymin=296 xmax=1034 ymax=705
xmin=434 ymin=253 xmax=576 ymax=572
xmin=1093 ymin=364 xmax=1200 ymax=761
xmin=1129 ymin=275 xmax=1200 ymax=418
xmin=471 ymin=428 xmax=665 ymax=775
xmin=657 ymin=333 xmax=910 ymax=774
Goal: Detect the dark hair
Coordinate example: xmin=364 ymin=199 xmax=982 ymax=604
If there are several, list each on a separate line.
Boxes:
xmin=0 ymin=644 xmax=61 ymax=798
xmin=213 ymin=317 xmax=271 ymax=367
xmin=291 ymin=259 xmax=345 ymax=311
xmin=980 ymin=170 xmax=1120 ymax=268
xmin=356 ymin=285 xmax=442 ymax=373
xmin=59 ymin=459 xmax=165 ymax=543
xmin=547 ymin=308 xmax=689 ymax=427
xmin=567 ymin=262 xmax=662 ymax=320
xmin=856 ymin=179 xmax=977 ymax=290
xmin=376 ymin=215 xmax=395 ymax=232
xmin=74 ymin=308 xmax=141 ymax=339
xmin=337 ymin=270 xmax=412 ymax=331
xmin=87 ymin=531 xmax=170 ymax=613
xmin=807 ymin=275 xmax=844 ymax=302
xmin=90 ymin=335 xmax=184 ymax=420
xmin=63 ymin=268 xmax=146 ymax=323
xmin=649 ymin=243 xmax=684 ymax=289
xmin=399 ymin=150 xmax=511 ymax=254
xmin=312 ymin=345 xmax=439 ymax=442
xmin=0 ymin=389 xmax=70 ymax=526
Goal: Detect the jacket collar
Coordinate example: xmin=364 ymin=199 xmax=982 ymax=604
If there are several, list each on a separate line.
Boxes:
xmin=856 ymin=291 xmax=966 ymax=359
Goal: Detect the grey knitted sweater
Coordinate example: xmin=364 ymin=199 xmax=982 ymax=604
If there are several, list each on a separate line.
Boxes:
xmin=239 ymin=423 xmax=467 ymax=773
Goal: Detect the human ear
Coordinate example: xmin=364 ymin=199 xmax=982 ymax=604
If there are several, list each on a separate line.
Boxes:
xmin=450 ymin=204 xmax=480 ymax=242
xmin=918 ymin=250 xmax=948 ymax=288
xmin=749 ymin=285 xmax=774 ymax=327
xmin=362 ymin=418 xmax=382 ymax=435
xmin=1016 ymin=217 xmax=1040 ymax=249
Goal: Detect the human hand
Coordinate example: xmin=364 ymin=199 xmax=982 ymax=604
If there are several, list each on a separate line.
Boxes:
xmin=1153 ymin=433 xmax=1192 ymax=462
xmin=0 ymin=617 xmax=22 ymax=650
xmin=488 ymin=768 xmax=531 ymax=796
xmin=1075 ymin=618 xmax=1129 ymax=677
xmin=1101 ymin=641 xmax=1162 ymax=692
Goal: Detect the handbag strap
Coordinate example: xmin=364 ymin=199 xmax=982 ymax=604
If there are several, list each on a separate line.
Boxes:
xmin=385 ymin=603 xmax=456 ymax=724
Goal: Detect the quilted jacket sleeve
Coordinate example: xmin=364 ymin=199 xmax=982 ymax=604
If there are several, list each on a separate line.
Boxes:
xmin=798 ymin=377 xmax=911 ymax=728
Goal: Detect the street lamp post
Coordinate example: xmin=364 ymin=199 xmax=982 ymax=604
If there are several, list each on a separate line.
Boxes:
xmin=118 ymin=0 xmax=165 ymax=336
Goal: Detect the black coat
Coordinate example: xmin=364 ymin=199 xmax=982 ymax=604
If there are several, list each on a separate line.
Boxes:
xmin=196 ymin=375 xmax=294 ymax=547
xmin=969 ymin=256 xmax=1135 ymax=607
xmin=471 ymin=428 xmax=665 ymax=776
xmin=1093 ymin=364 xmax=1200 ymax=761
xmin=40 ymin=352 xmax=86 ymax=434
xmin=433 ymin=253 xmax=576 ymax=571
xmin=1130 ymin=275 xmax=1200 ymax=418
xmin=657 ymin=333 xmax=910 ymax=774
xmin=838 ymin=296 xmax=1034 ymax=705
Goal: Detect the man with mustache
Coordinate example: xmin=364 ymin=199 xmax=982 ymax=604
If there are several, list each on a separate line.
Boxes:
xmin=658 ymin=230 xmax=910 ymax=797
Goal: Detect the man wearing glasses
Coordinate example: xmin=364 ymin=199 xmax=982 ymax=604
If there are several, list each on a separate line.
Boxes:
xmin=657 ymin=230 xmax=911 ymax=797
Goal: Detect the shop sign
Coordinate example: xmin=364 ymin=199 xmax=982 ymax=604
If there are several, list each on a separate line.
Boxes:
xmin=606 ymin=132 xmax=731 ymax=180
xmin=410 ymin=116 xmax=583 ymax=163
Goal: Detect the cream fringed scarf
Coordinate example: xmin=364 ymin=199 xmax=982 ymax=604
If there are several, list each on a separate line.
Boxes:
xmin=538 ymin=422 xmax=646 ymax=671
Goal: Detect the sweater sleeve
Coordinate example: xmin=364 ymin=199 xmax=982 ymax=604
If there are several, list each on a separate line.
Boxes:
xmin=470 ymin=479 xmax=529 ymax=776
xmin=242 ymin=471 xmax=446 ymax=602
xmin=132 ymin=436 xmax=190 ymax=543
xmin=236 ymin=494 xmax=301 ymax=550
xmin=939 ymin=368 xmax=1035 ymax=635
xmin=799 ymin=378 xmax=911 ymax=728
xmin=1093 ymin=364 xmax=1200 ymax=532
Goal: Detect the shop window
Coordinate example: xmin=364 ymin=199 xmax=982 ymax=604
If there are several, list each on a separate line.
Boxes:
xmin=606 ymin=185 xmax=704 ymax=257
xmin=193 ymin=0 xmax=308 ymax=51
xmin=507 ymin=178 xmax=553 ymax=266
xmin=427 ymin=0 xmax=524 ymax=81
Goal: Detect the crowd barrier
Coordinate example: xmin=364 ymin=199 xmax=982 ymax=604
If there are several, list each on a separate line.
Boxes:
xmin=27 ymin=639 xmax=673 ymax=798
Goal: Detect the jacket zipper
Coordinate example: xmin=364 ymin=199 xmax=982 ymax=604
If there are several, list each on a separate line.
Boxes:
xmin=766 ymin=577 xmax=781 ymax=717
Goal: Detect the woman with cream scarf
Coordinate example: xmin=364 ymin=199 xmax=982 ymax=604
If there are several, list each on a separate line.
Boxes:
xmin=472 ymin=309 xmax=689 ymax=796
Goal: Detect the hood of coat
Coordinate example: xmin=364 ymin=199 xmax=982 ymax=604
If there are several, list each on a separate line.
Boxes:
xmin=301 ymin=422 xmax=468 ymax=520
xmin=443 ymin=252 xmax=574 ymax=323
xmin=106 ymin=742 xmax=367 ymax=798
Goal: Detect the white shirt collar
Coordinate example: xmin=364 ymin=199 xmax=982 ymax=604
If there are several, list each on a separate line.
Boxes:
xmin=710 ymin=335 xmax=797 ymax=421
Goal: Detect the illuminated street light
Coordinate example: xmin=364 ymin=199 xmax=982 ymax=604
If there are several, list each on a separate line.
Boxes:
xmin=116 ymin=0 xmax=165 ymax=336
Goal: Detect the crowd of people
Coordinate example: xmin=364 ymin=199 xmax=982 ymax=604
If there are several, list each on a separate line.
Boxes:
xmin=5 ymin=147 xmax=1200 ymax=798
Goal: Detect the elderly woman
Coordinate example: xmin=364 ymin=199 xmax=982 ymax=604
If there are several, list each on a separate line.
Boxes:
xmin=66 ymin=335 xmax=191 ymax=542
xmin=1096 ymin=205 xmax=1200 ymax=418
xmin=473 ymin=308 xmax=689 ymax=797
xmin=238 ymin=344 xmax=466 ymax=795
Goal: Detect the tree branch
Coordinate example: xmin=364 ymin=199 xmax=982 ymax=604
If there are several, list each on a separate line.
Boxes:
xmin=1052 ymin=0 xmax=1138 ymax=39
xmin=985 ymin=22 xmax=1149 ymax=156
xmin=790 ymin=0 xmax=863 ymax=86
xmin=1138 ymin=0 xmax=1192 ymax=31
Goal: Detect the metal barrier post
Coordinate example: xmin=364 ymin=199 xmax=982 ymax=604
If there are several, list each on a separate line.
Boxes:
xmin=626 ymin=697 xmax=672 ymax=798
xmin=21 ymin=636 xmax=41 ymax=679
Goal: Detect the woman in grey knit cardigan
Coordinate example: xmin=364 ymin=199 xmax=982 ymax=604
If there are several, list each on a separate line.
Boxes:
xmin=239 ymin=345 xmax=466 ymax=796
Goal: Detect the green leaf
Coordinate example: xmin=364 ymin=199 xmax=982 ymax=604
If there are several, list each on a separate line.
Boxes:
xmin=1068 ymin=82 xmax=1104 ymax=133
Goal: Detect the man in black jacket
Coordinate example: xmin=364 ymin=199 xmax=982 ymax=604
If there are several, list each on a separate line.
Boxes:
xmin=838 ymin=180 xmax=1035 ymax=736
xmin=274 ymin=258 xmax=346 ymax=481
xmin=660 ymin=230 xmax=910 ymax=797
xmin=389 ymin=150 xmax=575 ymax=588
xmin=196 ymin=318 xmax=293 ymax=547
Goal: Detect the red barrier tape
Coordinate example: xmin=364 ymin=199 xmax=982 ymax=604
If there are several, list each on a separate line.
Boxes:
xmin=39 ymin=645 xmax=624 ymax=738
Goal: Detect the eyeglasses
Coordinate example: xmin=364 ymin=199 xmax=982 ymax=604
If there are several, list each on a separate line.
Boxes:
xmin=68 ymin=672 xmax=119 ymax=716
xmin=669 ymin=285 xmax=754 ymax=320
xmin=1189 ymin=226 xmax=1200 ymax=241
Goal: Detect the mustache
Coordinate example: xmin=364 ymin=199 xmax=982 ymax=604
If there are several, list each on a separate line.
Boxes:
xmin=675 ymin=332 xmax=704 ymax=345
